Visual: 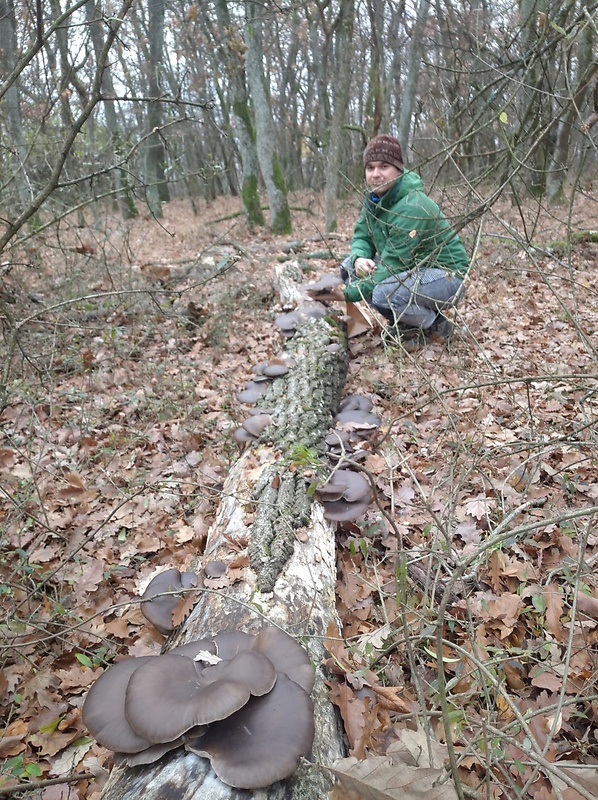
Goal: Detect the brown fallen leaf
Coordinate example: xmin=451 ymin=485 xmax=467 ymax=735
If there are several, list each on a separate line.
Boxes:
xmin=172 ymin=592 xmax=196 ymax=627
xmin=371 ymin=685 xmax=418 ymax=715
xmin=575 ymin=592 xmax=598 ymax=620
xmin=326 ymin=748 xmax=458 ymax=800
xmin=529 ymin=665 xmax=563 ymax=692
xmin=544 ymin=581 xmax=565 ymax=640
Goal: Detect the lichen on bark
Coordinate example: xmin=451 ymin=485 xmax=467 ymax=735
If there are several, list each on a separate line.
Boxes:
xmin=248 ymin=316 xmax=348 ymax=591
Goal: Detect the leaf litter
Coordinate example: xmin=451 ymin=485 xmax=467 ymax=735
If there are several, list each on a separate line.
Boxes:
xmin=1 ymin=193 xmax=598 ymax=798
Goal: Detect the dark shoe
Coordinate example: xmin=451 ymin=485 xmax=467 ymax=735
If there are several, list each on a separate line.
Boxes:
xmin=428 ymin=314 xmax=454 ymax=340
xmin=382 ymin=323 xmax=426 ymax=350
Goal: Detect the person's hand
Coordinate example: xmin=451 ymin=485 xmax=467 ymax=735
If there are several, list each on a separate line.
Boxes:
xmin=354 ymin=257 xmax=376 ymax=277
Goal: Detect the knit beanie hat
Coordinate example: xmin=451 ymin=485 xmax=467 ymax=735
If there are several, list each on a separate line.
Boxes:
xmin=363 ymin=134 xmax=403 ymax=171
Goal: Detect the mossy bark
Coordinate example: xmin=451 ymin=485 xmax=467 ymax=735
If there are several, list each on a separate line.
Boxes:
xmin=241 ymin=174 xmax=265 ymax=230
xmin=216 ymin=1 xmax=265 ymax=231
xmin=248 ymin=316 xmax=347 ymax=590
xmin=244 ymin=0 xmax=292 ymax=235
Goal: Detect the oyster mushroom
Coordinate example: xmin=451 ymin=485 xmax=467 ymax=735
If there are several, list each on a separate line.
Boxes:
xmin=124 ymin=650 xmax=277 ymax=744
xmin=262 ymin=363 xmax=289 ymax=377
xmin=241 ymin=413 xmax=273 ymax=438
xmin=141 ymin=569 xmax=199 ymax=636
xmin=315 ymin=469 xmax=371 ymax=522
xmin=338 ymin=394 xmax=374 ymax=413
xmin=185 ymin=673 xmax=314 ymax=789
xmin=306 ymin=274 xmax=343 ymax=294
xmin=82 ymin=656 xmax=156 ymax=754
xmin=237 ymin=381 xmax=268 ymax=404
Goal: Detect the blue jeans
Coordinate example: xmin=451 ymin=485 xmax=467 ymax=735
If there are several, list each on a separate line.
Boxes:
xmin=341 ymin=257 xmax=464 ymax=330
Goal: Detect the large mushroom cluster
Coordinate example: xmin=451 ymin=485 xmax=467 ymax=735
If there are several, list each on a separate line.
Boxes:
xmin=82 ymin=626 xmax=315 ymax=789
xmin=315 ymin=394 xmax=381 ymax=522
xmin=234 ymin=357 xmax=295 ymax=445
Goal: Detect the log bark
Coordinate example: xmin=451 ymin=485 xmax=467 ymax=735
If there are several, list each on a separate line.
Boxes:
xmin=99 ymin=314 xmax=349 ymax=800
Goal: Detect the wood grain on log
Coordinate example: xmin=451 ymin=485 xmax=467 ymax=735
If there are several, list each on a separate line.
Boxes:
xmin=99 ymin=315 xmax=349 ymax=800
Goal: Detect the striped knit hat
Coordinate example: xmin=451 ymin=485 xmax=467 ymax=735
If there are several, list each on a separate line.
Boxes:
xmin=363 ymin=134 xmax=403 ymax=171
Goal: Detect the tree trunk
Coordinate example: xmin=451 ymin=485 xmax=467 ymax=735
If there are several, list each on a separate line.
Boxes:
xmin=98 ymin=277 xmax=349 ymax=800
xmin=86 ymin=0 xmax=138 ymax=218
xmin=546 ymin=7 xmax=595 ymax=204
xmin=244 ymin=1 xmax=292 ymax=234
xmin=398 ymin=0 xmax=431 ymax=151
xmin=144 ymin=0 xmax=169 ymax=217
xmin=324 ymin=0 xmax=354 ymax=232
xmin=0 ymin=0 xmax=31 ymax=214
xmin=212 ymin=0 xmax=265 ymax=230
xmin=364 ymin=0 xmax=384 ymax=138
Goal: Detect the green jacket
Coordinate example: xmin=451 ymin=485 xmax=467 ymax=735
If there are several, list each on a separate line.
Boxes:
xmin=344 ymin=171 xmax=469 ymax=303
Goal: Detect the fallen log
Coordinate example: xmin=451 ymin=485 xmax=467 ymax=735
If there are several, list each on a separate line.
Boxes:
xmin=98 ymin=314 xmax=349 ymax=800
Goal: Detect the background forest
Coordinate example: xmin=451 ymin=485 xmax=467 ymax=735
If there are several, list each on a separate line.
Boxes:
xmin=2 ymin=1 xmax=598 ymax=799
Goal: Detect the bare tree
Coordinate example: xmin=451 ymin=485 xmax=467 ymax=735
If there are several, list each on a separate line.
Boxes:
xmin=324 ymin=0 xmax=355 ymax=232
xmin=244 ymin=1 xmax=291 ymax=234
xmin=0 ymin=0 xmax=31 ymax=213
xmin=144 ymin=0 xmax=170 ymax=217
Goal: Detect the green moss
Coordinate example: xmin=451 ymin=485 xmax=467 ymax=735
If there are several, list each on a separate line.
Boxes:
xmin=241 ymin=174 xmax=265 ymax=229
xmin=271 ymin=157 xmax=292 ymax=235
xmin=232 ymin=98 xmax=257 ymax=142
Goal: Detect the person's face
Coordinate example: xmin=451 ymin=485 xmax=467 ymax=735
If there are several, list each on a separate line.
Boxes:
xmin=365 ymin=161 xmax=401 ymax=195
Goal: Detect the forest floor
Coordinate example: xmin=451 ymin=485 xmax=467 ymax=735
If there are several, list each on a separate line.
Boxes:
xmin=1 ymin=185 xmax=598 ymax=800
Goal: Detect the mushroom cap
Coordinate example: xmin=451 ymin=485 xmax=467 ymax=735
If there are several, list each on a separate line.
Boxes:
xmin=200 ymin=650 xmax=276 ymax=696
xmin=297 ymin=302 xmax=327 ymax=320
xmin=185 ymin=673 xmax=314 ymax=789
xmin=212 ymin=631 xmax=256 ymax=660
xmin=274 ymin=311 xmax=300 ymax=331
xmin=247 ymin=406 xmax=276 ymax=416
xmin=306 ymin=274 xmax=343 ymax=292
xmin=82 ymin=656 xmax=156 ymax=753
xmin=237 ymin=381 xmax=268 ymax=404
xmin=167 ymin=638 xmax=217 ymax=659
xmin=317 ymin=470 xmax=371 ymax=521
xmin=262 ymin=363 xmax=289 ymax=377
xmin=124 ymin=652 xmax=273 ymax=743
xmin=204 ymin=560 xmax=227 ymax=579
xmin=321 ymin=494 xmax=371 ymax=521
xmin=141 ymin=569 xmax=199 ymax=635
xmin=252 ymin=361 xmax=269 ymax=375
xmin=233 ymin=427 xmax=256 ymax=445
xmin=339 ymin=394 xmax=374 ymax=413
xmin=334 ymin=409 xmax=381 ymax=428
xmin=316 ymin=470 xmax=370 ymax=504
xmin=253 ymin=626 xmax=315 ymax=694
xmin=242 ymin=414 xmax=273 ymax=438
xmin=314 ymin=483 xmax=345 ymax=502
xmin=325 ymin=430 xmax=351 ymax=447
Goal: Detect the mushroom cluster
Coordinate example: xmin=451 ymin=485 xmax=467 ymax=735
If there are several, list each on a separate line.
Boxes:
xmin=326 ymin=394 xmax=381 ymax=463
xmin=234 ymin=357 xmax=295 ymax=445
xmin=316 ymin=394 xmax=381 ymax=523
xmin=314 ymin=469 xmax=371 ymax=521
xmin=274 ymin=301 xmax=328 ymax=337
xmin=82 ymin=626 xmax=315 ymax=789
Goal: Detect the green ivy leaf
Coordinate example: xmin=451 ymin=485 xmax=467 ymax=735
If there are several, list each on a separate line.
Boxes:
xmin=75 ymin=653 xmax=93 ymax=668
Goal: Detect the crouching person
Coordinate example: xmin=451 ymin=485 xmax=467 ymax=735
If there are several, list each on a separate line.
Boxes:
xmin=340 ymin=134 xmax=469 ymax=349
